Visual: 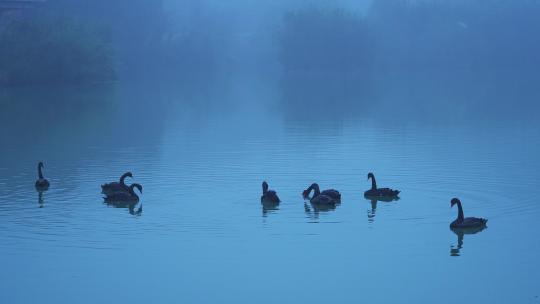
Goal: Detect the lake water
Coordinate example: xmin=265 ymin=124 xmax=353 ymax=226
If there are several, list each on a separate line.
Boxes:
xmin=1 ymin=83 xmax=539 ymax=303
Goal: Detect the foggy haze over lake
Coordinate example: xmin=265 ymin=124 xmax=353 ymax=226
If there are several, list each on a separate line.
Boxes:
xmin=1 ymin=1 xmax=539 ymax=303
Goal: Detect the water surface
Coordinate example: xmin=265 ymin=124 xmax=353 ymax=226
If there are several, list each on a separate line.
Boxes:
xmin=1 ymin=83 xmax=539 ymax=303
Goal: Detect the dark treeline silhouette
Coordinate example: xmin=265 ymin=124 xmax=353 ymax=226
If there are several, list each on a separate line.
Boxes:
xmin=275 ymin=0 xmax=540 ymax=116
xmin=49 ymin=0 xmax=228 ymax=81
xmin=1 ymin=0 xmax=539 ymax=116
xmin=0 ymin=10 xmax=114 ymax=85
xmin=367 ymin=0 xmax=540 ymax=114
xmin=0 ymin=0 xmax=225 ymax=85
xmin=370 ymin=0 xmax=540 ymax=71
xmin=50 ymin=0 xmax=225 ymax=79
xmin=49 ymin=0 xmax=168 ymax=76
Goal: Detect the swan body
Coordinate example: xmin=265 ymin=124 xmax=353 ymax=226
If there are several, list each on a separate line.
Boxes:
xmin=320 ymin=189 xmax=341 ymax=201
xmin=310 ymin=193 xmax=335 ymax=204
xmin=364 ymin=173 xmax=399 ymax=198
xmin=35 ymin=162 xmax=50 ymax=190
xmin=104 ymin=184 xmax=142 ymax=203
xmin=261 ymin=181 xmax=280 ymax=203
xmin=450 ymin=198 xmax=487 ymax=229
xmin=101 ymin=172 xmax=133 ymax=196
xmin=451 ymin=225 xmax=486 ymax=235
xmin=303 ymin=183 xmax=340 ymax=204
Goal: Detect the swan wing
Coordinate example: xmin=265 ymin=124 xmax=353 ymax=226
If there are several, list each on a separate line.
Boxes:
xmin=311 ymin=194 xmax=336 ymax=205
xmin=101 ymin=182 xmax=130 ymax=195
xmin=262 ymin=190 xmax=280 ymax=203
xmin=105 ymin=191 xmax=138 ymax=202
xmin=322 ymin=189 xmax=341 ymax=199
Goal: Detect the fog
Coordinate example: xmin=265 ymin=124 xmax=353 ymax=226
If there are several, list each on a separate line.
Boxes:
xmin=1 ymin=0 xmax=539 ymax=118
xmin=2 ymin=2 xmax=540 ymax=303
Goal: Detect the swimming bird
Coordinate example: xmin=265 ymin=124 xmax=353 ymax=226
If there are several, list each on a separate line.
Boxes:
xmin=104 ymin=183 xmax=143 ymax=203
xmin=303 ymin=183 xmax=341 ymax=201
xmin=302 ymin=183 xmax=340 ymax=204
xmin=450 ymin=198 xmax=487 ymax=229
xmin=364 ymin=173 xmax=399 ymax=199
xmin=101 ymin=172 xmax=133 ymax=196
xmin=35 ymin=162 xmax=50 ymax=191
xmin=261 ymin=181 xmax=280 ymax=203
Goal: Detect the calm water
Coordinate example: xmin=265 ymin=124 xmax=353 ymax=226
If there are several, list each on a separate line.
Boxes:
xmin=1 ymin=83 xmax=539 ymax=303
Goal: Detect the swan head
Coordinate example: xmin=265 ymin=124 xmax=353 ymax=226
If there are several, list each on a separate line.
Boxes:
xmin=302 ymin=183 xmax=318 ymax=198
xmin=262 ymin=181 xmax=269 ymax=193
xmin=131 ymin=184 xmax=143 ymax=194
xmin=451 ymin=198 xmax=461 ymax=208
xmin=367 ymin=172 xmax=375 ymax=180
xmin=38 ymin=162 xmax=44 ymax=169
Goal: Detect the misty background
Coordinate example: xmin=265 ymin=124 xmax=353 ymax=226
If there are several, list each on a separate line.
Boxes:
xmin=2 ymin=2 xmax=540 ymax=303
xmin=1 ymin=0 xmax=538 ymax=119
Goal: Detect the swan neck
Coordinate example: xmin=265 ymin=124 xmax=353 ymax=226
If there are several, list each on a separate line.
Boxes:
xmin=120 ymin=173 xmax=129 ymax=185
xmin=130 ymin=184 xmax=142 ymax=196
xmin=370 ymin=176 xmax=377 ymax=190
xmin=262 ymin=184 xmax=268 ymax=195
xmin=457 ymin=233 xmax=464 ymax=248
xmin=456 ymin=201 xmax=464 ymax=222
xmin=38 ymin=164 xmax=44 ymax=179
xmin=305 ymin=185 xmax=313 ymax=197
xmin=312 ymin=184 xmax=321 ymax=196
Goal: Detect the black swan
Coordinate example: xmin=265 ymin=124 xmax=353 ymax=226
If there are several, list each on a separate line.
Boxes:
xmin=364 ymin=173 xmax=399 ymax=198
xmin=450 ymin=198 xmax=487 ymax=229
xmin=261 ymin=181 xmax=280 ymax=203
xmin=101 ymin=172 xmax=133 ymax=196
xmin=104 ymin=183 xmax=142 ymax=203
xmin=302 ymin=183 xmax=340 ymax=204
xmin=35 ymin=162 xmax=50 ymax=190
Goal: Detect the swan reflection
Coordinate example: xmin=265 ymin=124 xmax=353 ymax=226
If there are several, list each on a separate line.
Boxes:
xmin=304 ymin=201 xmax=340 ymax=221
xmin=37 ymin=190 xmax=45 ymax=208
xmin=104 ymin=200 xmax=143 ymax=216
xmin=261 ymin=201 xmax=280 ymax=217
xmin=367 ymin=199 xmax=377 ymax=223
xmin=365 ymin=195 xmax=399 ymax=223
xmin=450 ymin=226 xmax=487 ymax=257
